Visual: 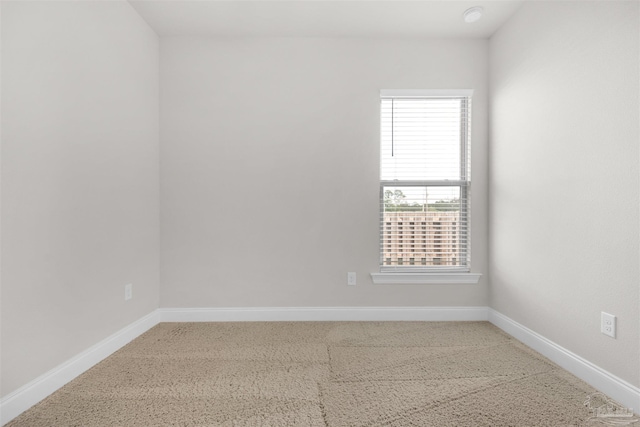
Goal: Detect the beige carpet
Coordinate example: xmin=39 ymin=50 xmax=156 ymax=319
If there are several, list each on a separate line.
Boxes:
xmin=7 ymin=321 xmax=633 ymax=426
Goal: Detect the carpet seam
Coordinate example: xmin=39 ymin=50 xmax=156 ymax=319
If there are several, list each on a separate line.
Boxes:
xmin=366 ymin=368 xmax=567 ymax=427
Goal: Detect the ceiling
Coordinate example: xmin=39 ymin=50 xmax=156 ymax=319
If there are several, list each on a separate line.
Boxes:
xmin=128 ymin=1 xmax=524 ymax=38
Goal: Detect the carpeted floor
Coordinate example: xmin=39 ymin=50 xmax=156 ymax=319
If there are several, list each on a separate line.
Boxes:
xmin=6 ymin=321 xmax=633 ymax=426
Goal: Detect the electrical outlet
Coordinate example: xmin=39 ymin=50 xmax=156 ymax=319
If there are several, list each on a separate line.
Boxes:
xmin=125 ymin=283 xmax=133 ymax=301
xmin=347 ymin=272 xmax=356 ymax=286
xmin=601 ymin=312 xmax=616 ymax=338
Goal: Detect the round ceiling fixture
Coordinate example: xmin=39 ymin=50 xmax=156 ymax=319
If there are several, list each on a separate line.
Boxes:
xmin=463 ymin=6 xmax=484 ymax=23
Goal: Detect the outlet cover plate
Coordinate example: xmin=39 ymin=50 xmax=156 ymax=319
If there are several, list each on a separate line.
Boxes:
xmin=347 ymin=272 xmax=356 ymax=286
xmin=601 ymin=312 xmax=616 ymax=338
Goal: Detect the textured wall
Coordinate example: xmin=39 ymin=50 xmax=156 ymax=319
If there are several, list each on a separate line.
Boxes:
xmin=160 ymin=37 xmax=489 ymax=308
xmin=490 ymin=1 xmax=639 ymax=386
xmin=1 ymin=1 xmax=160 ymax=396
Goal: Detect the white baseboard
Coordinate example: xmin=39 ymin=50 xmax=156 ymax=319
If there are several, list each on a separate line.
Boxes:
xmin=159 ymin=306 xmax=490 ymax=322
xmin=5 ymin=306 xmax=637 ymax=425
xmin=0 ymin=310 xmax=161 ymax=426
xmin=488 ymin=309 xmax=640 ymax=413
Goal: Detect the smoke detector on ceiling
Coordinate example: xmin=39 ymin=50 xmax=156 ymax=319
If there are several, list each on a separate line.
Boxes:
xmin=463 ymin=6 xmax=484 ymax=23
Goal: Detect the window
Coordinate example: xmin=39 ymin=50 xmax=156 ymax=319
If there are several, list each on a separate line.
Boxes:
xmin=379 ymin=90 xmax=472 ymax=273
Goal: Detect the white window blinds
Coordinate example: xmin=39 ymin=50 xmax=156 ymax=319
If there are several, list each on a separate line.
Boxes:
xmin=380 ymin=90 xmax=472 ymax=272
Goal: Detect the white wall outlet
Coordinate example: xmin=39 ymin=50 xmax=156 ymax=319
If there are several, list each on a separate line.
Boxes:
xmin=347 ymin=272 xmax=356 ymax=286
xmin=601 ymin=312 xmax=616 ymax=338
xmin=125 ymin=283 xmax=133 ymax=301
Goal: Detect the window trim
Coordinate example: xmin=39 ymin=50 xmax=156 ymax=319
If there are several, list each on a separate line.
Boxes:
xmin=371 ymin=272 xmax=481 ymax=285
xmin=380 ymin=89 xmax=473 ymax=99
xmin=377 ymin=89 xmax=474 ymax=277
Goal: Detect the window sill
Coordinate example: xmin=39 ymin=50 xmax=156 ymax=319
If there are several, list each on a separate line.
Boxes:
xmin=370 ymin=272 xmax=482 ymax=285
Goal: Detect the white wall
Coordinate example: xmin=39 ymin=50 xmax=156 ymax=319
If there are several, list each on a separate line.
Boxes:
xmin=160 ymin=37 xmax=489 ymax=308
xmin=1 ymin=1 xmax=159 ymax=397
xmin=490 ymin=1 xmax=639 ymax=387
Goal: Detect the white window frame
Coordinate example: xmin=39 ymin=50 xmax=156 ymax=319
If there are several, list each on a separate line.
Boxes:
xmin=371 ymin=89 xmax=481 ymax=285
